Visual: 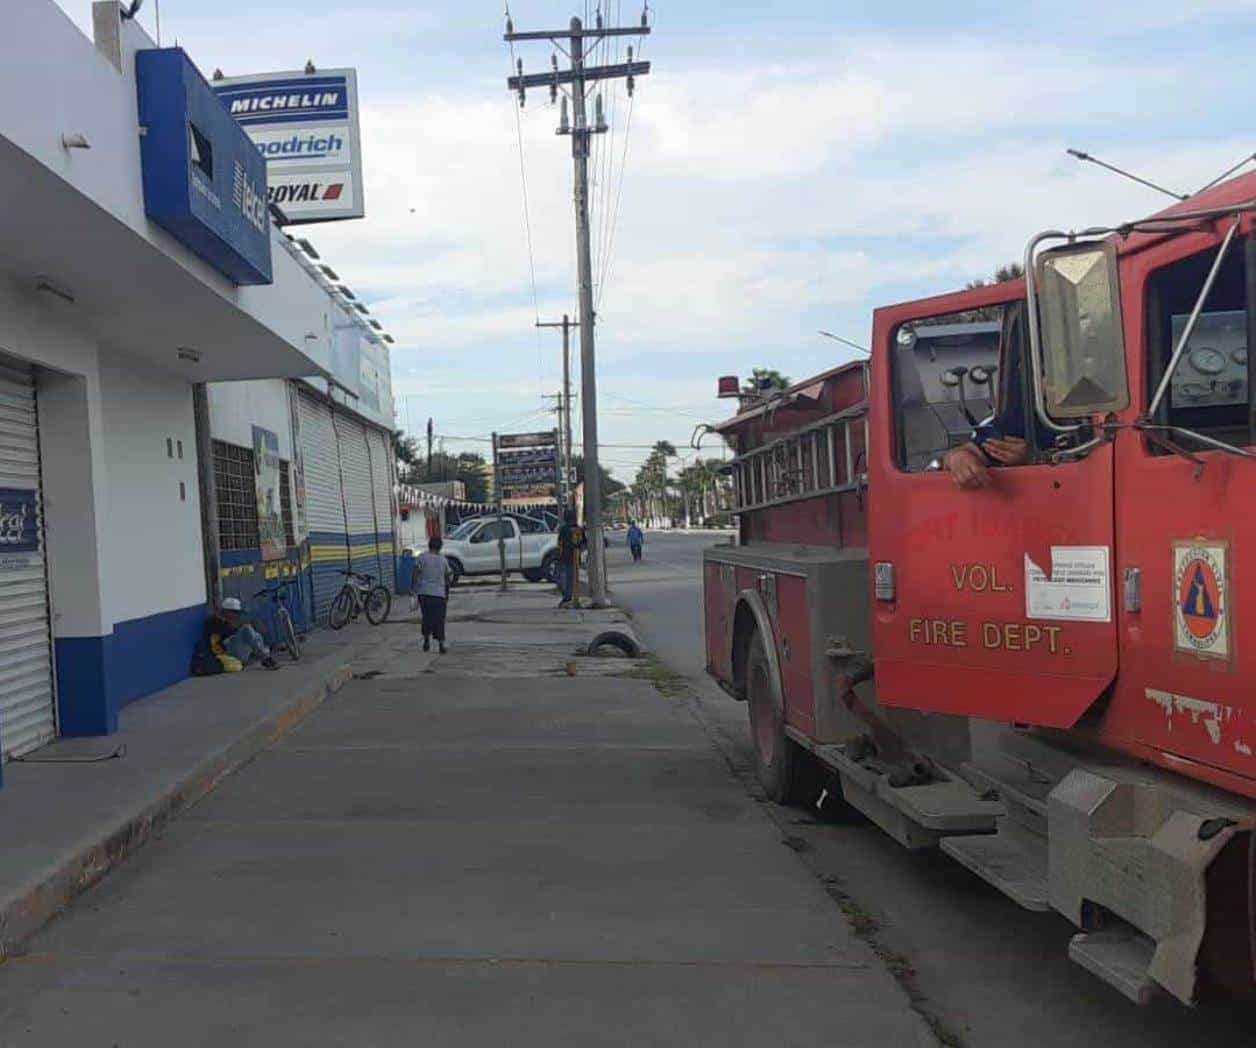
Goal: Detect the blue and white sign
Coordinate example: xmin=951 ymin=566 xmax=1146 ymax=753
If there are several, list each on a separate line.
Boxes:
xmin=213 ymin=70 xmax=365 ymax=225
xmin=136 ymin=49 xmax=273 ymax=286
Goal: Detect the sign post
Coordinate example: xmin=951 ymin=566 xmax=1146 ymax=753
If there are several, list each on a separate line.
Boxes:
xmin=491 ymin=433 xmax=508 ymax=592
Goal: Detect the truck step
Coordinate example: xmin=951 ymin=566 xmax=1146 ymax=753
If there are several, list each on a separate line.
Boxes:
xmin=815 ymin=745 xmax=1004 ymax=847
xmin=940 ymin=824 xmax=1050 ymax=911
xmin=1068 ymin=929 xmax=1158 ymax=1005
xmin=888 ymin=781 xmax=1004 ymax=832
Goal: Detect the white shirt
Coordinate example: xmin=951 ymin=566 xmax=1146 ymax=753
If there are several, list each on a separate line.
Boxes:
xmin=414 ymin=551 xmax=451 ymax=597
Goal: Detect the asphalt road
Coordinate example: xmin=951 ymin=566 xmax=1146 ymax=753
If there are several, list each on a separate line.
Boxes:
xmin=611 ymin=529 xmax=1254 ymax=1047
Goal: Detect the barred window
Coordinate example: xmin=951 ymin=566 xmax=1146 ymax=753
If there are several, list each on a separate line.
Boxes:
xmin=279 ymin=460 xmax=295 ymax=546
xmin=213 ymin=440 xmax=259 ymax=552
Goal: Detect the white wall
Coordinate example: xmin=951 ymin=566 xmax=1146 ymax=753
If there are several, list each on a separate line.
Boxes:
xmin=97 ymin=348 xmax=204 ymax=624
xmin=208 ymin=380 xmax=295 ymax=459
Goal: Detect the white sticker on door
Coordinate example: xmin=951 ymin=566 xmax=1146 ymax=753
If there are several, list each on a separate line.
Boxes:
xmin=1024 ymin=546 xmax=1112 ymax=622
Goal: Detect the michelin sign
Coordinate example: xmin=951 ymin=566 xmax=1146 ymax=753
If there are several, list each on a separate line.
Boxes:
xmin=213 ymin=70 xmax=364 ymax=224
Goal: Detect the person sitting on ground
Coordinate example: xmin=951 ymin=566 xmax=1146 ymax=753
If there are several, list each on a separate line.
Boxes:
xmin=202 ymin=597 xmax=278 ymax=672
xmin=414 ymin=535 xmax=453 ymax=654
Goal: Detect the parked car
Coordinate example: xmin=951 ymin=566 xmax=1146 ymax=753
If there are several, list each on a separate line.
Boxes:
xmin=440 ymin=514 xmax=559 ymax=585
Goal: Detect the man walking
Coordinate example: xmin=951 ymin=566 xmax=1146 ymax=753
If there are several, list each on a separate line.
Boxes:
xmin=413 ymin=535 xmax=453 ymax=654
xmin=627 ymin=520 xmax=644 ymax=563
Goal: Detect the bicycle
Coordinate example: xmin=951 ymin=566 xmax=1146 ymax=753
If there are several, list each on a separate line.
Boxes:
xmin=329 ymin=569 xmax=392 ymax=630
xmin=254 ymin=580 xmax=302 ymax=662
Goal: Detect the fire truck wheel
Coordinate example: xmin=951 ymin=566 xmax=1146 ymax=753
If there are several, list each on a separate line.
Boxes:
xmin=746 ymin=631 xmax=825 ymax=807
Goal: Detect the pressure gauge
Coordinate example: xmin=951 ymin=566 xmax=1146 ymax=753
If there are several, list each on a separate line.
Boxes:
xmin=1188 ymin=345 xmax=1227 ymax=375
xmin=1232 ymin=347 xmax=1249 ymax=366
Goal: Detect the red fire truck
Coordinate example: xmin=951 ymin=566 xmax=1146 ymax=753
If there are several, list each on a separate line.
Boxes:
xmin=703 ymin=173 xmax=1256 ymax=1005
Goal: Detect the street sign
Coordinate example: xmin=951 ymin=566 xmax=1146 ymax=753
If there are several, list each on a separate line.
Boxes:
xmin=494 ymin=430 xmax=560 ymax=503
xmin=497 ymin=431 xmax=559 ymax=450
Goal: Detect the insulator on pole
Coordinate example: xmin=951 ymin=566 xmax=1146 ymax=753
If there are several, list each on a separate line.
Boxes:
xmin=560 ymin=95 xmax=570 ymax=133
xmin=595 ymin=93 xmax=605 ymax=129
xmin=551 ymin=54 xmax=559 ymax=103
xmin=506 ymin=15 xmax=513 ymax=33
xmin=517 ymin=58 xmax=526 ymax=107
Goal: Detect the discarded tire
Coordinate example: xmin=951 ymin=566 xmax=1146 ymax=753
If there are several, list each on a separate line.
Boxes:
xmin=586 ymin=630 xmax=641 ymax=658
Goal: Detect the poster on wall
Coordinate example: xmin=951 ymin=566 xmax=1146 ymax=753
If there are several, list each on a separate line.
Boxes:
xmin=0 ymin=487 xmax=39 ymax=570
xmin=252 ymin=425 xmax=286 ymax=561
xmin=286 ymin=385 xmax=309 ymax=545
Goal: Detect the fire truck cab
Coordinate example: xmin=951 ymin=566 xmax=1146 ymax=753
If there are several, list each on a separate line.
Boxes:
xmin=703 ymin=174 xmax=1256 ymax=1005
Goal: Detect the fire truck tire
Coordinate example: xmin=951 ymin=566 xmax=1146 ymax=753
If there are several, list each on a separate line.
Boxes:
xmin=746 ymin=631 xmax=825 ymax=807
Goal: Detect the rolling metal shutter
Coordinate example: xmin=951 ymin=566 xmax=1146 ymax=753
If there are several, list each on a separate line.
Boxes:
xmin=333 ymin=412 xmax=381 ymax=583
xmin=0 ymin=358 xmax=55 ymax=758
xmin=298 ymin=387 xmax=351 ymax=622
xmin=365 ymin=425 xmax=396 ymax=591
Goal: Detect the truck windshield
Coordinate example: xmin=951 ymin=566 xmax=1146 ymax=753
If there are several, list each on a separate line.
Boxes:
xmin=1145 ymin=234 xmax=1253 ymax=451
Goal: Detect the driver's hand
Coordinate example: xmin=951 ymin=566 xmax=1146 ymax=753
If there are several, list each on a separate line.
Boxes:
xmin=983 ymin=436 xmax=1029 ymax=466
xmin=946 ymin=445 xmax=990 ymax=490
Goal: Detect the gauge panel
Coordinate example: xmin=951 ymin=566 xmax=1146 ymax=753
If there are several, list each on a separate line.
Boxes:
xmin=1169 ymin=311 xmax=1248 ymax=409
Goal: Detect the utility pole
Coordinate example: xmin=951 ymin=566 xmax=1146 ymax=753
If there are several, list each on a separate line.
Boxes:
xmin=507 ymin=11 xmax=651 ymax=608
xmin=426 ymin=417 xmax=434 ymax=476
xmin=537 ymin=315 xmax=577 ymax=510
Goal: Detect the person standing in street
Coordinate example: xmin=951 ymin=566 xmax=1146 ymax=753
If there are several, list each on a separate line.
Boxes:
xmin=414 ymin=535 xmax=453 ymax=653
xmin=627 ymin=520 xmax=644 ymax=563
xmin=556 ymin=508 xmax=585 ymax=609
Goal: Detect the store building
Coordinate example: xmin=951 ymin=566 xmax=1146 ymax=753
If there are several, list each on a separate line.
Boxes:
xmin=0 ymin=1 xmax=393 ymax=771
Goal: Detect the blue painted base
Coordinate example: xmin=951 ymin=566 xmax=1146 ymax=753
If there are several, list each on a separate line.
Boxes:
xmin=54 ymin=603 xmax=207 ymax=738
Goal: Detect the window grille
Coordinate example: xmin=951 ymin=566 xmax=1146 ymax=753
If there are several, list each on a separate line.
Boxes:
xmin=279 ymin=460 xmax=295 ymax=546
xmin=213 ymin=440 xmax=259 ymax=552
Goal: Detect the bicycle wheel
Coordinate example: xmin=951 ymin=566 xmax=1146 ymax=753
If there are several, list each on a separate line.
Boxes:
xmin=278 ymin=607 xmax=301 ymax=661
xmin=365 ymin=585 xmax=392 ymax=625
xmin=329 ymin=586 xmax=354 ymax=630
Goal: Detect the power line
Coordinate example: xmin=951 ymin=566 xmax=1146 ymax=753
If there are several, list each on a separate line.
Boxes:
xmin=504 ymin=5 xmax=546 ymax=397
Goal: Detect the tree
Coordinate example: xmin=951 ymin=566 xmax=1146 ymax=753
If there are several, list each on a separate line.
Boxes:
xmin=570 ymin=454 xmax=625 ymax=512
xmin=406 ymin=448 xmax=490 ymax=503
xmin=392 ymin=431 xmax=419 ymax=473
xmin=742 ymin=368 xmax=791 ymax=395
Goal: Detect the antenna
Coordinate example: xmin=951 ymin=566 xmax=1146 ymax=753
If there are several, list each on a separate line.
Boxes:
xmin=1066 ymin=148 xmax=1186 ymax=202
xmin=1197 ymin=151 xmax=1256 ymax=196
xmin=818 ymin=331 xmax=870 ymax=356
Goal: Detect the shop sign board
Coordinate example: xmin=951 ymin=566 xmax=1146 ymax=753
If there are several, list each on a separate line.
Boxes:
xmin=135 ymin=48 xmax=273 ymax=286
xmin=495 ymin=431 xmax=559 ymax=504
xmin=213 ymin=69 xmax=365 ymax=224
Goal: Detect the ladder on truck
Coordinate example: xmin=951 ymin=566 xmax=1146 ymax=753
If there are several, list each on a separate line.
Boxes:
xmin=730 ymin=404 xmax=868 ymax=513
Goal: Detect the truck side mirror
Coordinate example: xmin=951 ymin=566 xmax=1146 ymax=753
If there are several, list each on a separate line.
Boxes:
xmin=1034 ymin=241 xmax=1129 ymax=418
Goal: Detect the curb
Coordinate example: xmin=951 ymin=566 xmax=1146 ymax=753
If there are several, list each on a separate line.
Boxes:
xmin=0 ymin=651 xmax=362 ymax=958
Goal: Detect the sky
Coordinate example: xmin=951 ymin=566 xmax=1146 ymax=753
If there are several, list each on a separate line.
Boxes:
xmin=58 ymin=0 xmax=1256 ymax=482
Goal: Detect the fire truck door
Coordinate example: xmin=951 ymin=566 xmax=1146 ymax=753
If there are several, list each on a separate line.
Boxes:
xmin=1099 ymin=231 xmax=1256 ymax=780
xmin=867 ymin=293 xmax=1118 ymax=729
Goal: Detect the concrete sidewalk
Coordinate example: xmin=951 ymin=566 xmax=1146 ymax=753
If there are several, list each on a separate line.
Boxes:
xmin=0 ymin=620 xmax=389 ymax=955
xmin=1 ymin=587 xmax=935 ymax=1046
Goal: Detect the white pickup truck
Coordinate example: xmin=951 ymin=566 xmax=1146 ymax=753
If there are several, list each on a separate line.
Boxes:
xmin=439 ymin=515 xmax=559 ymax=585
